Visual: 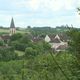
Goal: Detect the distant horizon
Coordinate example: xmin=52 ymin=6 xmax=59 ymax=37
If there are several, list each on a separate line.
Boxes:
xmin=0 ymin=24 xmax=80 ymax=29
xmin=0 ymin=0 xmax=80 ymax=28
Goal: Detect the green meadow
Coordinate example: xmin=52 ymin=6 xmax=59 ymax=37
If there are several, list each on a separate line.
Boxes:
xmin=0 ymin=28 xmax=27 ymax=35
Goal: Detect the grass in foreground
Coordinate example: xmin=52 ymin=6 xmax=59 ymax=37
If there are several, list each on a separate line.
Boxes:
xmin=15 ymin=50 xmax=24 ymax=56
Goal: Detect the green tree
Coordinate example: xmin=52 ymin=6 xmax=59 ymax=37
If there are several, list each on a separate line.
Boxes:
xmin=67 ymin=28 xmax=80 ymax=59
xmin=0 ymin=47 xmax=18 ymax=61
xmin=0 ymin=40 xmax=4 ymax=46
xmin=25 ymin=47 xmax=37 ymax=58
xmin=10 ymin=33 xmax=23 ymax=41
xmin=20 ymin=34 xmax=31 ymax=44
xmin=11 ymin=41 xmax=27 ymax=51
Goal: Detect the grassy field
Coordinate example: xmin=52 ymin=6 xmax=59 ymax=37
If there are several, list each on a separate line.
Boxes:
xmin=0 ymin=28 xmax=28 ymax=34
xmin=15 ymin=50 xmax=24 ymax=56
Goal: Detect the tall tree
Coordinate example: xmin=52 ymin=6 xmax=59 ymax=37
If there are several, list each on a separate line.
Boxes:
xmin=67 ymin=28 xmax=80 ymax=59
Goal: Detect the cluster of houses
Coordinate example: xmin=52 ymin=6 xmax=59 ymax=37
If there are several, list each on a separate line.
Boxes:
xmin=32 ymin=34 xmax=68 ymax=52
xmin=0 ymin=18 xmax=69 ymax=52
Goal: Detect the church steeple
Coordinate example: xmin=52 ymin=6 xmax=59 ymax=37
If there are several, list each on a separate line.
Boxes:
xmin=10 ymin=18 xmax=16 ymax=35
xmin=10 ymin=17 xmax=15 ymax=28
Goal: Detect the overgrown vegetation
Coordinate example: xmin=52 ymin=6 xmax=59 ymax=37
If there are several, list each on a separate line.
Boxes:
xmin=0 ymin=27 xmax=80 ymax=80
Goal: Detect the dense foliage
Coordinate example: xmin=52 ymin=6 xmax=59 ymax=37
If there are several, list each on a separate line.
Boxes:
xmin=0 ymin=47 xmax=18 ymax=61
xmin=0 ymin=28 xmax=80 ymax=80
xmin=0 ymin=53 xmax=80 ymax=80
xmin=67 ymin=28 xmax=80 ymax=59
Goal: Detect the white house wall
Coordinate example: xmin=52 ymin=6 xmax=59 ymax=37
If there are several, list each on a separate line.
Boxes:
xmin=50 ymin=42 xmax=68 ymax=51
xmin=45 ymin=35 xmax=51 ymax=42
xmin=51 ymin=43 xmax=61 ymax=49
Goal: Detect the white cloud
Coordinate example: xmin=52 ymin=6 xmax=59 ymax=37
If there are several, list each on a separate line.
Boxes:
xmin=26 ymin=0 xmax=63 ymax=11
xmin=25 ymin=0 xmax=77 ymax=11
xmin=77 ymin=0 xmax=80 ymax=7
xmin=12 ymin=0 xmax=77 ymax=12
xmin=64 ymin=0 xmax=75 ymax=10
xmin=0 ymin=0 xmax=79 ymax=27
xmin=27 ymin=0 xmax=39 ymax=10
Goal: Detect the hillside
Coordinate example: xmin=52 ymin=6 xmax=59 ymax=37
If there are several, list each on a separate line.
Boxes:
xmin=0 ymin=27 xmax=80 ymax=80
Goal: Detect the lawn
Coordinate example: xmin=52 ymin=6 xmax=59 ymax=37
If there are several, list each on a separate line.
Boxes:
xmin=15 ymin=50 xmax=24 ymax=56
xmin=0 ymin=28 xmax=28 ymax=34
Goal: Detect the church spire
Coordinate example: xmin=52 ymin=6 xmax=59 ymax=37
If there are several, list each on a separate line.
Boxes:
xmin=10 ymin=18 xmax=16 ymax=35
xmin=10 ymin=17 xmax=15 ymax=28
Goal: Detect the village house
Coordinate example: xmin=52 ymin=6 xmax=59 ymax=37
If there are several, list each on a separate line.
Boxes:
xmin=44 ymin=34 xmax=68 ymax=52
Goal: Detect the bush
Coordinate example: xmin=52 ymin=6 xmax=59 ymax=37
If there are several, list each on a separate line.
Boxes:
xmin=0 ymin=40 xmax=4 ymax=46
xmin=25 ymin=47 xmax=38 ymax=58
xmin=0 ymin=47 xmax=18 ymax=61
xmin=11 ymin=41 xmax=27 ymax=51
xmin=10 ymin=33 xmax=23 ymax=41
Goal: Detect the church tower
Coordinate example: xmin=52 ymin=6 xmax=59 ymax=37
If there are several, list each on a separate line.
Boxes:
xmin=10 ymin=18 xmax=16 ymax=35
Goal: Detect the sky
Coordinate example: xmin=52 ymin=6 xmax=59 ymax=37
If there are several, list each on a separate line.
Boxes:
xmin=0 ymin=0 xmax=80 ymax=28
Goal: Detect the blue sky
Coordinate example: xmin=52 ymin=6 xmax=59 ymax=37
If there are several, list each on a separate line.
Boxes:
xmin=0 ymin=0 xmax=80 ymax=28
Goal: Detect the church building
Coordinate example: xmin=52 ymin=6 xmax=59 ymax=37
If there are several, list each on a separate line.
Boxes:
xmin=0 ymin=18 xmax=16 ymax=43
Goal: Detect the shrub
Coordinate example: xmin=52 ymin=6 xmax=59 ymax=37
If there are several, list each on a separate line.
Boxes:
xmin=0 ymin=47 xmax=18 ymax=61
xmin=25 ymin=47 xmax=38 ymax=58
xmin=11 ymin=41 xmax=27 ymax=51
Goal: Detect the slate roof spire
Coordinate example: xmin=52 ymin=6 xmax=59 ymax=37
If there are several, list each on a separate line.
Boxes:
xmin=10 ymin=17 xmax=15 ymax=28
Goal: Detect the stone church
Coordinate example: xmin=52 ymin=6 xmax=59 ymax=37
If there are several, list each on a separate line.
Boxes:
xmin=0 ymin=18 xmax=16 ymax=42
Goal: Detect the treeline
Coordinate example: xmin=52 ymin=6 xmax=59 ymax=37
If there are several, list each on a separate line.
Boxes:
xmin=0 ymin=26 xmax=9 ymax=29
xmin=27 ymin=25 xmax=73 ymax=36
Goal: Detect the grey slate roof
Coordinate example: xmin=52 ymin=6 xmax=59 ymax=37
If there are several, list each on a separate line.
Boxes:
xmin=0 ymin=35 xmax=10 ymax=40
xmin=48 ymin=34 xmax=69 ymax=43
xmin=50 ymin=38 xmax=61 ymax=43
xmin=10 ymin=18 xmax=15 ymax=28
xmin=32 ymin=36 xmax=43 ymax=42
